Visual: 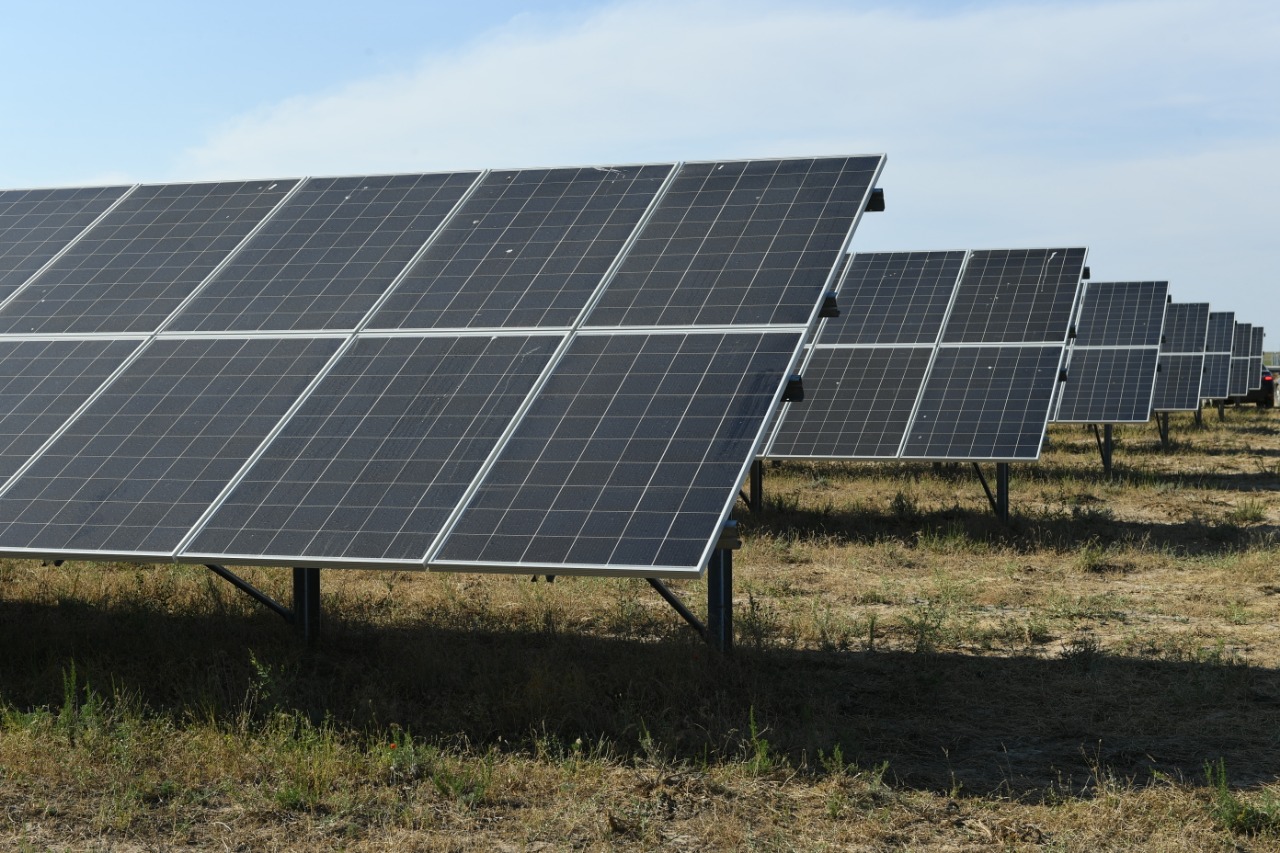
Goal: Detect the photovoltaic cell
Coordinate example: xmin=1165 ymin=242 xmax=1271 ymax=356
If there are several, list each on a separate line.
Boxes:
xmin=1152 ymin=354 xmax=1204 ymax=411
xmin=767 ymin=346 xmax=932 ymax=457
xmin=169 ymin=172 xmax=480 ymax=332
xmin=1054 ymin=347 xmax=1159 ymax=423
xmin=0 ymin=186 xmax=128 ymax=300
xmin=185 ymin=334 xmax=559 ymax=564
xmin=901 ymin=345 xmax=1063 ymax=460
xmin=585 ymin=157 xmax=882 ymax=327
xmin=0 ymin=181 xmax=297 ymax=334
xmin=0 ymin=339 xmax=139 ymax=481
xmin=941 ymin=248 xmax=1086 ymax=344
xmin=435 ymin=331 xmax=800 ymax=572
xmin=370 ymin=166 xmax=671 ymax=330
xmin=820 ymin=250 xmax=964 ymax=345
xmin=1073 ymin=281 xmax=1168 ymax=347
xmin=0 ymin=337 xmax=339 ymax=555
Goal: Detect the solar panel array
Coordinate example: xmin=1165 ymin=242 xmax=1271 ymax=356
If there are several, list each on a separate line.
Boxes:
xmin=1152 ymin=302 xmax=1210 ymax=411
xmin=0 ymin=156 xmax=885 ymax=576
xmin=1201 ymin=311 xmax=1236 ymax=400
xmin=1053 ymin=281 xmax=1168 ymax=423
xmin=767 ymin=247 xmax=1086 ymax=462
xmin=1248 ymin=326 xmax=1266 ymax=391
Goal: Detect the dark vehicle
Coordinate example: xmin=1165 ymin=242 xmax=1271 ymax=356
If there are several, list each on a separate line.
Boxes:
xmin=1237 ymin=367 xmax=1275 ymax=407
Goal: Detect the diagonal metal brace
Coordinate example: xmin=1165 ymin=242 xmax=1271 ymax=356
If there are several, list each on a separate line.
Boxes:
xmin=205 ymin=563 xmax=292 ymax=622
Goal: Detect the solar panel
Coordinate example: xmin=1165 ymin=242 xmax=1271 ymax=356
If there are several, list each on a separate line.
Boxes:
xmin=1055 ymin=347 xmax=1160 ymax=423
xmin=1152 ymin=354 xmax=1204 ymax=411
xmin=0 ymin=186 xmax=129 ymax=300
xmin=1051 ymin=281 xmax=1167 ymax=424
xmin=820 ymin=250 xmax=965 ymax=344
xmin=0 ymin=155 xmax=885 ymax=577
xmin=766 ymin=346 xmax=933 ymax=457
xmin=369 ymin=166 xmax=671 ymax=330
xmin=941 ymin=248 xmax=1086 ymax=344
xmin=901 ymin=345 xmax=1064 ymax=460
xmin=0 ymin=181 xmax=297 ymax=335
xmin=0 ymin=337 xmax=340 ymax=557
xmin=0 ymin=338 xmax=140 ymax=481
xmin=1072 ymin=281 xmax=1167 ymax=347
xmin=1160 ymin=303 xmax=1210 ymax=354
xmin=585 ymin=157 xmax=883 ymax=327
xmin=1249 ymin=327 xmax=1265 ymax=390
xmin=433 ymin=331 xmax=801 ymax=572
xmin=169 ymin=172 xmax=480 ymax=332
xmin=184 ymin=334 xmax=559 ymax=565
xmin=1152 ymin=302 xmax=1209 ymax=412
xmin=1201 ymin=312 xmax=1235 ymax=400
xmin=1229 ymin=322 xmax=1252 ymax=397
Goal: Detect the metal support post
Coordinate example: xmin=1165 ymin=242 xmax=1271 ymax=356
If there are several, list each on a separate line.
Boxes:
xmin=1092 ymin=424 xmax=1113 ymax=476
xmin=1156 ymin=412 xmax=1171 ymax=450
xmin=1194 ymin=404 xmax=1203 ymax=428
xmin=995 ymin=462 xmax=1009 ymax=524
xmin=749 ymin=459 xmax=763 ymax=514
xmin=293 ymin=567 xmax=321 ymax=644
xmin=706 ymin=547 xmax=734 ymax=653
xmin=1217 ymin=400 xmax=1225 ymax=421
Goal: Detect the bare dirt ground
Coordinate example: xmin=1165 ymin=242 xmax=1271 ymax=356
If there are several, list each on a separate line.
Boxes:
xmin=1 ymin=407 xmax=1278 ymax=850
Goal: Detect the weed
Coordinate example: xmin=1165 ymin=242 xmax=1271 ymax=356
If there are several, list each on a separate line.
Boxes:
xmin=1206 ymin=758 xmax=1280 ymax=835
xmin=1224 ymin=499 xmax=1267 ymax=527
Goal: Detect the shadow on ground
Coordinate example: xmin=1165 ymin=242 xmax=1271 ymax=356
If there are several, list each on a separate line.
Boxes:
xmin=1 ymin=593 xmax=1276 ymax=798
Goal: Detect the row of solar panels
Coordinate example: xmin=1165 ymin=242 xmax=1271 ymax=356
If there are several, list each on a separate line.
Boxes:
xmin=766 ymin=250 xmax=1265 ymax=462
xmin=0 ymin=156 xmax=885 ymax=577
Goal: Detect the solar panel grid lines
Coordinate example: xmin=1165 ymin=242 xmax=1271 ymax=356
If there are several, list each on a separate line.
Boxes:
xmin=430 ymin=329 xmax=804 ymax=574
xmin=1053 ymin=347 xmax=1161 ymax=423
xmin=941 ymin=247 xmax=1088 ymax=344
xmin=900 ymin=344 xmax=1066 ymax=461
xmin=1050 ymin=281 xmax=1169 ymax=424
xmin=0 ymin=338 xmax=142 ymax=483
xmin=169 ymin=171 xmax=485 ymax=332
xmin=0 ymin=180 xmax=300 ymax=335
xmin=1152 ymin=302 xmax=1211 ymax=411
xmin=818 ymin=249 xmax=967 ymax=345
xmin=0 ymin=336 xmax=342 ymax=557
xmin=1229 ymin=322 xmax=1253 ymax=397
xmin=1158 ymin=302 xmax=1211 ymax=354
xmin=766 ymin=345 xmax=934 ymax=458
xmin=0 ymin=185 xmax=134 ymax=307
xmin=181 ymin=333 xmax=562 ymax=566
xmin=1202 ymin=353 xmax=1233 ymax=400
xmin=1205 ymin=311 xmax=1236 ymax=355
xmin=1249 ymin=326 xmax=1265 ymax=390
xmin=1071 ymin=281 xmax=1170 ymax=347
xmin=584 ymin=156 xmax=886 ymax=328
xmin=368 ymin=165 xmax=675 ymax=331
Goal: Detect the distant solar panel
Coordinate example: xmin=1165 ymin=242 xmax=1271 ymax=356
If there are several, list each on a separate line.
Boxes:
xmin=1229 ymin=322 xmax=1252 ymax=397
xmin=1201 ymin=311 xmax=1235 ymax=400
xmin=1152 ymin=302 xmax=1209 ymax=412
xmin=1249 ymin=327 xmax=1265 ymax=390
xmin=0 ymin=181 xmax=297 ymax=334
xmin=1052 ymin=281 xmax=1167 ymax=424
xmin=0 ymin=186 xmax=128 ymax=300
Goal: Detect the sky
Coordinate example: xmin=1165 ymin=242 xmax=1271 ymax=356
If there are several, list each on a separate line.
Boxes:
xmin=3 ymin=0 xmax=1277 ymax=339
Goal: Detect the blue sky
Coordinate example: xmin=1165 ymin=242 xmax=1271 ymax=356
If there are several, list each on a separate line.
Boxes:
xmin=3 ymin=0 xmax=1277 ymax=337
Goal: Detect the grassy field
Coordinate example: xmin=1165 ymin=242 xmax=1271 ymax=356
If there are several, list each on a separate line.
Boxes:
xmin=1 ymin=407 xmax=1278 ymax=851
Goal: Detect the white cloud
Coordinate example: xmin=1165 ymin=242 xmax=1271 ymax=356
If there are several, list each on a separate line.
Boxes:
xmin=176 ymin=0 xmax=1280 ymax=327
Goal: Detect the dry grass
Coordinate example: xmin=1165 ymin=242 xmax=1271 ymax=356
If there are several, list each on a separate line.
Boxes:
xmin=1 ymin=407 xmax=1279 ymax=850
